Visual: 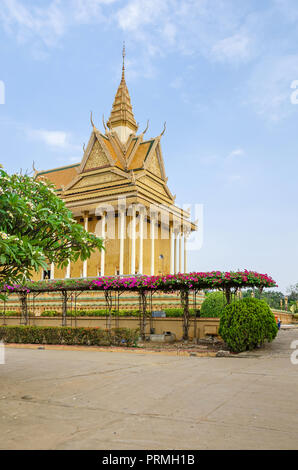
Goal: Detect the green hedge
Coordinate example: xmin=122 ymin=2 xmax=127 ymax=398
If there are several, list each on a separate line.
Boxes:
xmin=0 ymin=308 xmax=199 ymax=318
xmin=0 ymin=311 xmax=21 ymax=317
xmin=200 ymin=292 xmax=226 ymax=318
xmin=0 ymin=325 xmax=139 ymax=347
xmin=40 ymin=308 xmax=197 ymax=317
xmin=219 ymin=298 xmax=278 ymax=353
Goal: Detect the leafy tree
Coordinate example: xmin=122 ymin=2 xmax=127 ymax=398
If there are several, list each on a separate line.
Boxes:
xmin=287 ymin=283 xmax=298 ymax=303
xmin=0 ymin=167 xmax=103 ymax=286
xmin=242 ymin=288 xmax=284 ymax=310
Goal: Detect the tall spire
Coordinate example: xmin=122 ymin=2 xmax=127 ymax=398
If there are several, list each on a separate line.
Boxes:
xmin=107 ymin=43 xmax=138 ymax=142
xmin=122 ymin=41 xmax=126 ymax=80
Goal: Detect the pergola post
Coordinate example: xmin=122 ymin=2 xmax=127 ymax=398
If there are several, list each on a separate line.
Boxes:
xmin=139 ymin=290 xmax=148 ymax=341
xmin=105 ymin=290 xmax=113 ymax=330
xmin=61 ymin=290 xmax=68 ymax=327
xmin=180 ymin=289 xmax=190 ymax=341
xmin=19 ymin=292 xmax=28 ymax=325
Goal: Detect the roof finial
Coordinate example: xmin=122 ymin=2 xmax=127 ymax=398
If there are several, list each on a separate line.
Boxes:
xmin=122 ymin=41 xmax=126 ymax=80
xmin=160 ymin=121 xmax=166 ymax=137
xmin=102 ymin=114 xmax=107 ymax=133
xmin=90 ymin=111 xmax=95 ymax=129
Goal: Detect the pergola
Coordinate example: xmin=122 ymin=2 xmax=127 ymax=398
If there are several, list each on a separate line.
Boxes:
xmin=1 ymin=270 xmax=277 ymax=340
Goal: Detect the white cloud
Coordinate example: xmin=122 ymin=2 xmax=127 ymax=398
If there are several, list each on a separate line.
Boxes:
xmin=211 ymin=33 xmax=253 ymax=64
xmin=27 ymin=129 xmax=71 ymax=148
xmin=71 ymin=0 xmax=117 ymax=24
xmin=116 ymin=0 xmax=168 ymax=32
xmin=0 ymin=0 xmax=117 ymax=49
xmin=227 ymin=148 xmax=245 ymax=159
xmin=0 ymin=0 xmax=266 ymax=69
xmin=0 ymin=0 xmax=65 ymax=47
xmin=246 ymin=55 xmax=298 ymax=121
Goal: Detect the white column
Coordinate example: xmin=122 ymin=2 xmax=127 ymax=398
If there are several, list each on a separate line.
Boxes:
xmin=65 ymin=260 xmax=71 ymax=279
xmin=179 ymin=232 xmax=182 ymax=273
xmin=170 ymin=225 xmax=174 ymax=275
xmin=119 ymin=207 xmax=125 ymax=275
xmin=184 ymin=233 xmax=187 ymax=274
xmin=130 ymin=205 xmax=136 ymax=275
xmin=50 ymin=263 xmax=55 ymax=280
xmin=101 ymin=212 xmax=106 ymax=276
xmin=82 ymin=213 xmax=88 ymax=278
xmin=139 ymin=209 xmax=144 ymax=274
xmin=174 ymin=231 xmax=177 ymax=274
xmin=150 ymin=213 xmax=156 ymax=275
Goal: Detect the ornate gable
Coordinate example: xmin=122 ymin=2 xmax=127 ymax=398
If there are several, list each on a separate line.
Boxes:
xmin=84 ymin=139 xmax=110 ymax=171
xmin=142 ymin=139 xmax=166 ymax=181
xmin=78 ymin=130 xmax=117 ymax=174
xmin=147 ymin=149 xmax=162 ymax=178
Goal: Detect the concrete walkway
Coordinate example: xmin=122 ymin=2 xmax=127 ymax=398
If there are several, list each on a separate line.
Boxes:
xmin=0 ymin=328 xmax=298 ymax=450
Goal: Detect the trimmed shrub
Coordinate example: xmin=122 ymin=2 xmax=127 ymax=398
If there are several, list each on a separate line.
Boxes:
xmin=0 ymin=325 xmax=139 ymax=347
xmin=200 ymin=292 xmax=226 ymax=318
xmin=219 ymin=298 xmax=278 ymax=353
xmin=41 ymin=310 xmax=58 ymax=317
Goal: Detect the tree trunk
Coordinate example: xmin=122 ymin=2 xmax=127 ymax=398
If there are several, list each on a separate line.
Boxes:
xmin=225 ymin=287 xmax=231 ymax=304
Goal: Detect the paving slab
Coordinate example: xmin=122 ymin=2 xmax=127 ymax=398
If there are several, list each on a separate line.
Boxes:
xmin=0 ymin=328 xmax=298 ymax=449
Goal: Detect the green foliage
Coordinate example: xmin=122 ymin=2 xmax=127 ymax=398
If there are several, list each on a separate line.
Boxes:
xmin=0 ymin=167 xmax=103 ymax=284
xmin=0 ymin=325 xmax=139 ymax=347
xmin=200 ymin=291 xmax=226 ymax=318
xmin=0 ymin=310 xmax=21 ymax=316
xmin=242 ymin=289 xmax=284 ymax=310
xmin=40 ymin=308 xmax=196 ymax=317
xmin=219 ymin=298 xmax=278 ymax=353
xmin=287 ymin=283 xmax=298 ymax=303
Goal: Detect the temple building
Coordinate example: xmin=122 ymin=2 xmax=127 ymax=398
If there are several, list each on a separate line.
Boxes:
xmin=35 ymin=48 xmax=196 ymax=280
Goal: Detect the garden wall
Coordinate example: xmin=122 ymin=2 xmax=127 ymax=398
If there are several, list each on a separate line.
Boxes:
xmin=271 ymin=310 xmax=293 ymax=324
xmin=0 ymin=316 xmax=220 ymax=340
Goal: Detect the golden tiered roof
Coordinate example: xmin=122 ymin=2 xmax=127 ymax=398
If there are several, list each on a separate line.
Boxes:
xmin=35 ymin=48 xmax=195 ymax=230
xmin=106 ymin=44 xmax=138 ymax=133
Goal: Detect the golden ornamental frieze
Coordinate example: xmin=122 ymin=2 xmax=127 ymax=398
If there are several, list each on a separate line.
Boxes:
xmin=138 ymin=176 xmax=167 ymax=195
xmin=64 ymin=186 xmax=138 ymax=203
xmin=71 ymin=172 xmax=124 ymax=189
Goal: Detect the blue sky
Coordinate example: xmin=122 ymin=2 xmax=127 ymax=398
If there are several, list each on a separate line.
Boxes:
xmin=0 ymin=0 xmax=298 ymax=292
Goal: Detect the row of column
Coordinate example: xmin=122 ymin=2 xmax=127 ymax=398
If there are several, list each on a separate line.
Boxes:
xmin=170 ymin=228 xmax=188 ymax=275
xmin=49 ymin=209 xmax=189 ymax=280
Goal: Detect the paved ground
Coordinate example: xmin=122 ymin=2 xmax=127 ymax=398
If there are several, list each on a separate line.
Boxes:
xmin=0 ymin=328 xmax=298 ymax=450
